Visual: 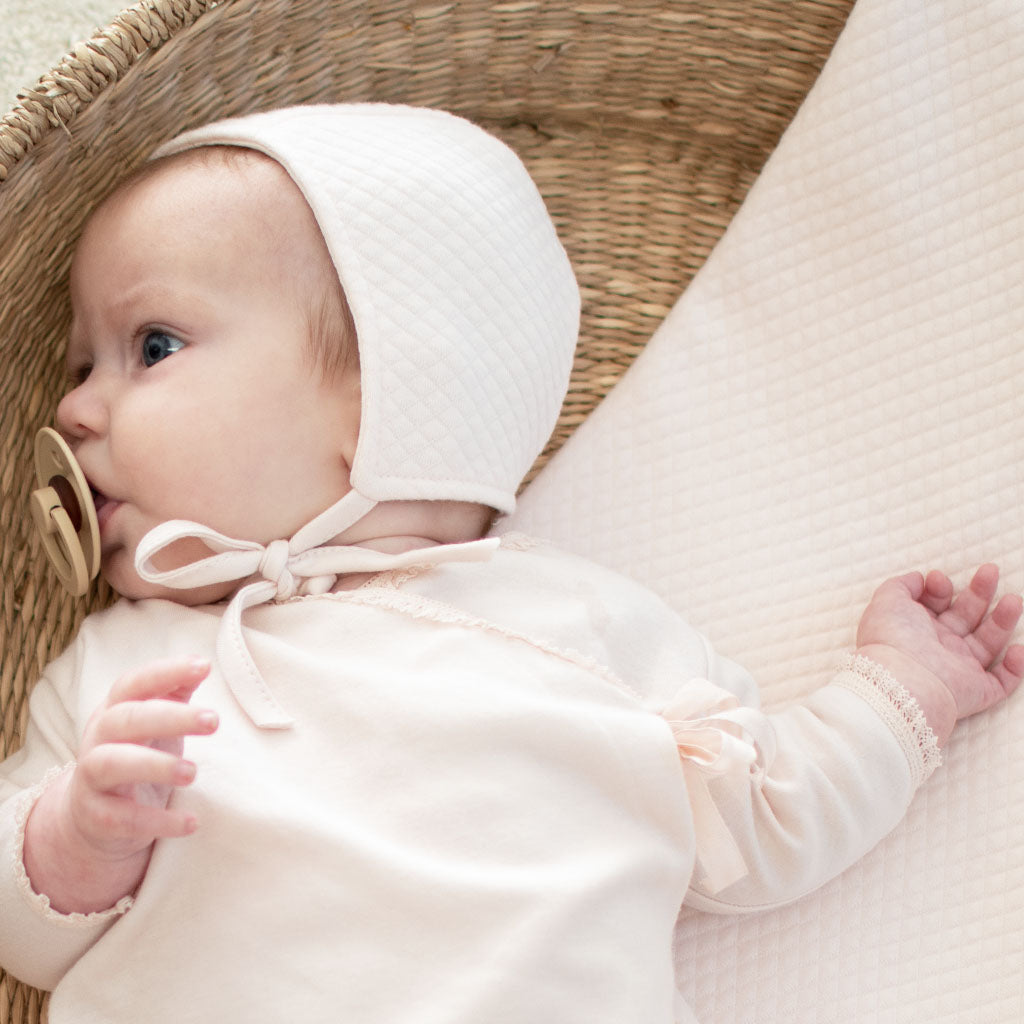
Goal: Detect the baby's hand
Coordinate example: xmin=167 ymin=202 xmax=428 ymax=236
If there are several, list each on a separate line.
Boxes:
xmin=68 ymin=656 xmax=219 ymax=857
xmin=24 ymin=657 xmax=218 ymax=914
xmin=856 ymin=565 xmax=1024 ymax=745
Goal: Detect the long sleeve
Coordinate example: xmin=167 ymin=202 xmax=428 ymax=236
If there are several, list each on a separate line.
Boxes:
xmin=0 ymin=647 xmax=129 ymax=990
xmin=449 ymin=541 xmax=942 ymax=916
xmin=420 ymin=540 xmax=939 ymax=913
xmin=680 ymin=651 xmax=940 ymax=913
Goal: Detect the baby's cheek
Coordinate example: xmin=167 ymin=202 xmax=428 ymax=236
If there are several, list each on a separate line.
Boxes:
xmin=105 ymin=540 xmax=236 ymax=605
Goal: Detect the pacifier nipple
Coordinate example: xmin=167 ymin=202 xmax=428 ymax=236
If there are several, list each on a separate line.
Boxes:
xmin=30 ymin=428 xmax=100 ymax=596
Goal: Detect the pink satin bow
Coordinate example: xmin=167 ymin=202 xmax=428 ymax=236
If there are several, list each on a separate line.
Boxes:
xmin=662 ymin=680 xmax=776 ymax=895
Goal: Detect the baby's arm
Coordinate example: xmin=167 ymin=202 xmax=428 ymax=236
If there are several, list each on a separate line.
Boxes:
xmin=683 ymin=565 xmax=1022 ymax=912
xmin=855 ymin=564 xmax=1024 ymax=744
xmin=23 ymin=657 xmax=218 ymax=915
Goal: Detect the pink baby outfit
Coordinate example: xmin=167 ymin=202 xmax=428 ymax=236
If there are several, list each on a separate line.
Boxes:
xmin=0 ymin=538 xmax=937 ymax=1022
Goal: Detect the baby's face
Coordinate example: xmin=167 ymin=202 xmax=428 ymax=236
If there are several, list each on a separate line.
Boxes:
xmin=57 ymin=152 xmax=361 ymax=602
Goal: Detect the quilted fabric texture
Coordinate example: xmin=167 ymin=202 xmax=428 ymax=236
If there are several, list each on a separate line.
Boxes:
xmin=510 ymin=0 xmax=1024 ymax=1020
xmin=157 ymin=104 xmax=580 ymax=514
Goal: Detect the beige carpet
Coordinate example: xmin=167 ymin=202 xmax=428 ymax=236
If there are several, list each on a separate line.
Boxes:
xmin=0 ymin=0 xmax=127 ymax=113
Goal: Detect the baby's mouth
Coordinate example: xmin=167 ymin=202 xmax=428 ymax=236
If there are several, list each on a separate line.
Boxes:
xmin=87 ymin=483 xmax=104 ymax=514
xmin=88 ymin=483 xmax=118 ymax=533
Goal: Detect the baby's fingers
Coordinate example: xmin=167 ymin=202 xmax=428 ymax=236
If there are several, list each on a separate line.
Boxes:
xmin=994 ymin=643 xmax=1024 ymax=698
xmin=968 ymin=592 xmax=1024 ymax=666
xmin=83 ymin=793 xmax=198 ymax=843
xmin=963 ymin=641 xmax=1024 ymax=719
xmin=106 ymin=657 xmax=210 ymax=707
xmin=93 ymin=700 xmax=219 ymax=747
xmin=919 ymin=570 xmax=954 ymax=615
xmin=79 ymin=743 xmax=196 ymax=794
xmin=941 ymin=564 xmax=1001 ymax=636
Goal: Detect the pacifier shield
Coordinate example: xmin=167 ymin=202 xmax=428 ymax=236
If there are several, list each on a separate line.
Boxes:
xmin=30 ymin=428 xmax=100 ymax=595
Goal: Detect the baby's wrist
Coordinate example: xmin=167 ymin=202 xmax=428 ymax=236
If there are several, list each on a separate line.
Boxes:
xmin=854 ymin=644 xmax=957 ymax=746
xmin=24 ymin=769 xmax=148 ymax=915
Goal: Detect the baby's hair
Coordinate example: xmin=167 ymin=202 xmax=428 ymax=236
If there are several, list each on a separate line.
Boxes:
xmin=304 ymin=234 xmax=359 ymax=383
xmin=99 ymin=145 xmax=358 ymax=383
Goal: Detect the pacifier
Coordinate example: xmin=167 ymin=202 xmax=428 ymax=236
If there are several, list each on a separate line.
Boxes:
xmin=29 ymin=427 xmax=100 ymax=596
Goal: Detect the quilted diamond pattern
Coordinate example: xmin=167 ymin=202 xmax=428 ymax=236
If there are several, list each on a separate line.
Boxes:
xmin=158 ymin=104 xmax=580 ymax=513
xmin=512 ymin=0 xmax=1024 ymax=1019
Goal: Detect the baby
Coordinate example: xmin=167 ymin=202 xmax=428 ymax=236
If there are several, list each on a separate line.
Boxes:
xmin=1 ymin=104 xmax=1020 ymax=1024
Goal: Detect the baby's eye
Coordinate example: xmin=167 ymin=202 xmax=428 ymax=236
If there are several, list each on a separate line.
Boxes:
xmin=141 ymin=331 xmax=185 ymax=367
xmin=67 ymin=362 xmax=92 ymax=387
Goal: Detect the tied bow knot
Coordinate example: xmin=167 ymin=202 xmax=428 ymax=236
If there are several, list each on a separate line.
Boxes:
xmin=134 ymin=498 xmax=499 ymax=730
xmin=662 ymin=679 xmax=777 ymax=895
xmin=250 ymin=539 xmax=335 ymax=600
xmin=258 ymin=539 xmax=296 ymax=599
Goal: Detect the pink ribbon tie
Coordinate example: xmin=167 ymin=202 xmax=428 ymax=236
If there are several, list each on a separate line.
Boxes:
xmin=662 ymin=679 xmax=776 ymax=895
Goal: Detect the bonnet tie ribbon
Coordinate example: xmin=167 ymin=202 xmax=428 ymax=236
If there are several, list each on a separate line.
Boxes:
xmin=135 ymin=493 xmax=499 ymax=729
xmin=662 ymin=679 xmax=777 ymax=895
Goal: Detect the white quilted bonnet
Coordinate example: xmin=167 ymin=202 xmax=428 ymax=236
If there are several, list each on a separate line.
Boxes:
xmin=154 ymin=103 xmax=581 ymax=517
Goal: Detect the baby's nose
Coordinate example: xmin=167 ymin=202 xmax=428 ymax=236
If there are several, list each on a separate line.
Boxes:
xmin=55 ymin=378 xmax=107 ymax=440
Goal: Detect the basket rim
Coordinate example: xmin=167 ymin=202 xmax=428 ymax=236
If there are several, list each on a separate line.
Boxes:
xmin=0 ymin=0 xmax=216 ymax=181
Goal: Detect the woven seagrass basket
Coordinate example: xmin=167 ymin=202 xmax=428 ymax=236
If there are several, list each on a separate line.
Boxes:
xmin=0 ymin=1 xmax=854 ymax=1019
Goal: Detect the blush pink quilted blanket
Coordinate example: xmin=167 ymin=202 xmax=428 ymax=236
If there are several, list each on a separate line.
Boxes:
xmin=510 ymin=1 xmax=1024 ymax=1020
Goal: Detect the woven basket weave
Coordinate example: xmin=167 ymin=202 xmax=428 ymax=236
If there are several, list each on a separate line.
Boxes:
xmin=0 ymin=1 xmax=853 ymax=1019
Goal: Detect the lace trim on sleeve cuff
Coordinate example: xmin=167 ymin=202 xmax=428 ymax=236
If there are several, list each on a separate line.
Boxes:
xmin=834 ymin=654 xmax=942 ymax=789
xmin=12 ymin=764 xmax=135 ymax=926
